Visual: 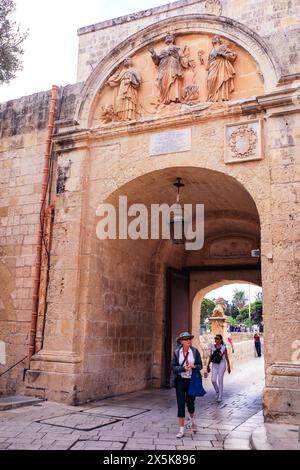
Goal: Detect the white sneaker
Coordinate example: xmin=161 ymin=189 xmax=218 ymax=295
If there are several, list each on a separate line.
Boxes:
xmin=176 ymin=430 xmax=184 ymax=438
xmin=217 ymin=395 xmax=222 ymax=402
xmin=186 ymin=419 xmax=197 ymax=433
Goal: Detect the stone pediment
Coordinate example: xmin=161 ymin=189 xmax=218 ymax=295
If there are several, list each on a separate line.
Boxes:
xmin=92 ymin=32 xmax=264 ymax=127
xmin=74 ymin=15 xmax=280 ymax=129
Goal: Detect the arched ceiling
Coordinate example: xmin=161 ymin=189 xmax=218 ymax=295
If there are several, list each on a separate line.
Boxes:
xmin=104 ymin=166 xmax=260 ymax=252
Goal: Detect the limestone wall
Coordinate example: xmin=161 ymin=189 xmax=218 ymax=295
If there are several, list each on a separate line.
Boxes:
xmin=0 ymin=90 xmax=51 ymax=395
xmin=262 ymin=110 xmax=300 ymax=423
xmin=77 ymin=0 xmax=300 ymax=82
xmin=0 ymin=84 xmax=82 ymax=396
xmin=0 ymin=0 xmax=299 ymax=424
xmin=232 ymin=339 xmax=263 ymax=363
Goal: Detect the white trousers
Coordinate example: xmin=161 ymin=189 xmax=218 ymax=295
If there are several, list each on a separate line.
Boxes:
xmin=211 ymin=360 xmax=226 ymax=397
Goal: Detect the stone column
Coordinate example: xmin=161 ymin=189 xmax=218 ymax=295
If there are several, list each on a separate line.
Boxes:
xmin=209 ymin=298 xmax=229 ymax=342
xmin=262 ymin=113 xmax=300 ymax=424
xmin=25 ymin=143 xmax=89 ymax=404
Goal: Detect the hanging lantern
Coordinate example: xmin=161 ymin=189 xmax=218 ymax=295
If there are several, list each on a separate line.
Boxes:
xmin=170 ymin=177 xmax=186 ymax=245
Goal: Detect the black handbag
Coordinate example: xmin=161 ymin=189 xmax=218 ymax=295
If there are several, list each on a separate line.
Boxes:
xmin=210 ymin=348 xmax=223 ymax=364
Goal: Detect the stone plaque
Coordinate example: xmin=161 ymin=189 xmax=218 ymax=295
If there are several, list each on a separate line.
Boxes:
xmin=150 ymin=128 xmax=191 ymax=156
xmin=225 ymin=119 xmax=262 ymax=163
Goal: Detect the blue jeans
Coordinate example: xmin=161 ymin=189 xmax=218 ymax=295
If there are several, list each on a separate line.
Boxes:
xmin=255 ymin=341 xmax=261 ymax=357
xmin=175 ymin=376 xmax=195 ymax=418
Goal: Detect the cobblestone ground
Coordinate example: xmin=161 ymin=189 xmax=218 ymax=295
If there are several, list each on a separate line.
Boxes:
xmin=0 ymin=357 xmax=264 ymax=451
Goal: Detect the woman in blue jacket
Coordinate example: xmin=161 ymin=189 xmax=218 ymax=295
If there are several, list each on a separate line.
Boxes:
xmin=171 ymin=331 xmax=203 ymax=438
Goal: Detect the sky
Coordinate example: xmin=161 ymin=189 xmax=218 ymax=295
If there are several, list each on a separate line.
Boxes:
xmin=0 ymin=0 xmax=176 ymax=103
xmin=205 ymin=283 xmax=262 ymax=304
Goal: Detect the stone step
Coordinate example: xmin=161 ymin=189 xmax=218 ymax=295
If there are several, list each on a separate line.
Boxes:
xmin=0 ymin=395 xmax=44 ymax=411
xmin=250 ymin=423 xmax=300 ymax=450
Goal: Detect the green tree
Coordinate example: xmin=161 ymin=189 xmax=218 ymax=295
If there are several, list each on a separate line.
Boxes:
xmin=230 ymin=303 xmax=240 ymax=319
xmin=232 ymin=288 xmax=248 ymax=310
xmin=0 ymin=0 xmax=28 ymax=84
xmin=237 ymin=300 xmax=263 ymax=325
xmin=252 ymin=300 xmax=263 ymax=324
xmin=243 ymin=318 xmax=253 ymax=328
xmin=201 ymin=298 xmax=215 ymax=324
xmin=227 ymin=316 xmax=237 ymax=327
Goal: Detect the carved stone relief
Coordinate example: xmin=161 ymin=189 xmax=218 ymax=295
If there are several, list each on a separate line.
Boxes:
xmin=205 ymin=0 xmax=222 ymax=16
xmin=148 ymin=33 xmax=197 ymax=105
xmin=107 ymin=57 xmax=141 ymax=122
xmin=199 ymin=35 xmax=237 ymax=102
xmin=225 ymin=120 xmax=262 ymax=163
xmin=96 ymin=32 xmax=263 ymax=125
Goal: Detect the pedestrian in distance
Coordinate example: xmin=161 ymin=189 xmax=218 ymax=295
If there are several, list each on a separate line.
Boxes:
xmin=254 ymin=331 xmax=262 ymax=357
xmin=207 ymin=334 xmax=231 ymax=402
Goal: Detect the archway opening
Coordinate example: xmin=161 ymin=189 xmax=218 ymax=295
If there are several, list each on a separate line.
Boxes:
xmin=81 ymin=165 xmax=261 ymax=403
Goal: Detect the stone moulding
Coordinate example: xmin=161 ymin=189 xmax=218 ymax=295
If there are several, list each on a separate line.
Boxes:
xmin=267 ymin=363 xmax=300 ymax=378
xmin=54 ymin=87 xmax=299 ymax=156
xmin=74 ymin=14 xmax=281 ymax=129
xmin=31 ymin=351 xmax=82 ymax=364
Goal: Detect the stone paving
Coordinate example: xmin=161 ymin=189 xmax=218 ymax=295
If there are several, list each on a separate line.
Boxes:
xmin=0 ymin=357 xmax=265 ymax=451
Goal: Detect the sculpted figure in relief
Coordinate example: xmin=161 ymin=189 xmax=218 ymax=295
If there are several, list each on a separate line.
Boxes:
xmin=107 ymin=57 xmax=141 ymax=121
xmin=199 ymin=35 xmax=237 ymax=102
xmin=148 ymin=33 xmax=192 ymax=105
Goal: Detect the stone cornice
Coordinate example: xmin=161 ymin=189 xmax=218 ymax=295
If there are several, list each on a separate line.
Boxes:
xmin=77 ymin=0 xmax=204 ymax=36
xmin=54 ymin=102 xmax=245 ymax=150
xmin=54 ymin=88 xmax=300 ymax=152
xmin=241 ymin=87 xmax=300 ymax=115
xmin=267 ymin=363 xmax=300 ymax=378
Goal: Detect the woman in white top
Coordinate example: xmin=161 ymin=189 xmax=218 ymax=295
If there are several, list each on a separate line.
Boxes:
xmin=207 ymin=334 xmax=231 ymax=402
xmin=171 ymin=331 xmax=203 ymax=438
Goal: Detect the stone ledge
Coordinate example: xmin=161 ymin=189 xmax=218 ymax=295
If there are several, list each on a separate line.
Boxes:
xmin=0 ymin=395 xmax=43 ymax=411
xmin=77 ymin=0 xmax=203 ymax=36
xmin=223 ymin=410 xmax=264 ymax=451
xmin=250 ymin=423 xmax=300 ymax=450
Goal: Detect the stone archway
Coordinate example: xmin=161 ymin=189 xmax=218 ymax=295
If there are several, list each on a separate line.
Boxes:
xmin=70 ymin=165 xmax=262 ymax=403
xmin=191 ymin=279 xmax=262 ymax=369
xmin=192 ymin=279 xmax=262 ymax=342
xmin=23 ymin=6 xmax=300 ymax=424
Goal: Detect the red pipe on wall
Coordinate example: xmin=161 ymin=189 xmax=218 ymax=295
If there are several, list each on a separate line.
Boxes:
xmin=29 ymin=85 xmax=58 ymax=361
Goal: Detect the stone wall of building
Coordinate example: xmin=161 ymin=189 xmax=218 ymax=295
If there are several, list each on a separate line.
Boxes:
xmin=0 ymin=84 xmax=82 ymax=396
xmin=77 ymin=0 xmax=300 ymax=82
xmin=0 ymin=0 xmax=299 ymax=424
xmin=262 ymin=110 xmax=300 ymax=423
xmin=0 ymin=90 xmax=52 ymax=395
